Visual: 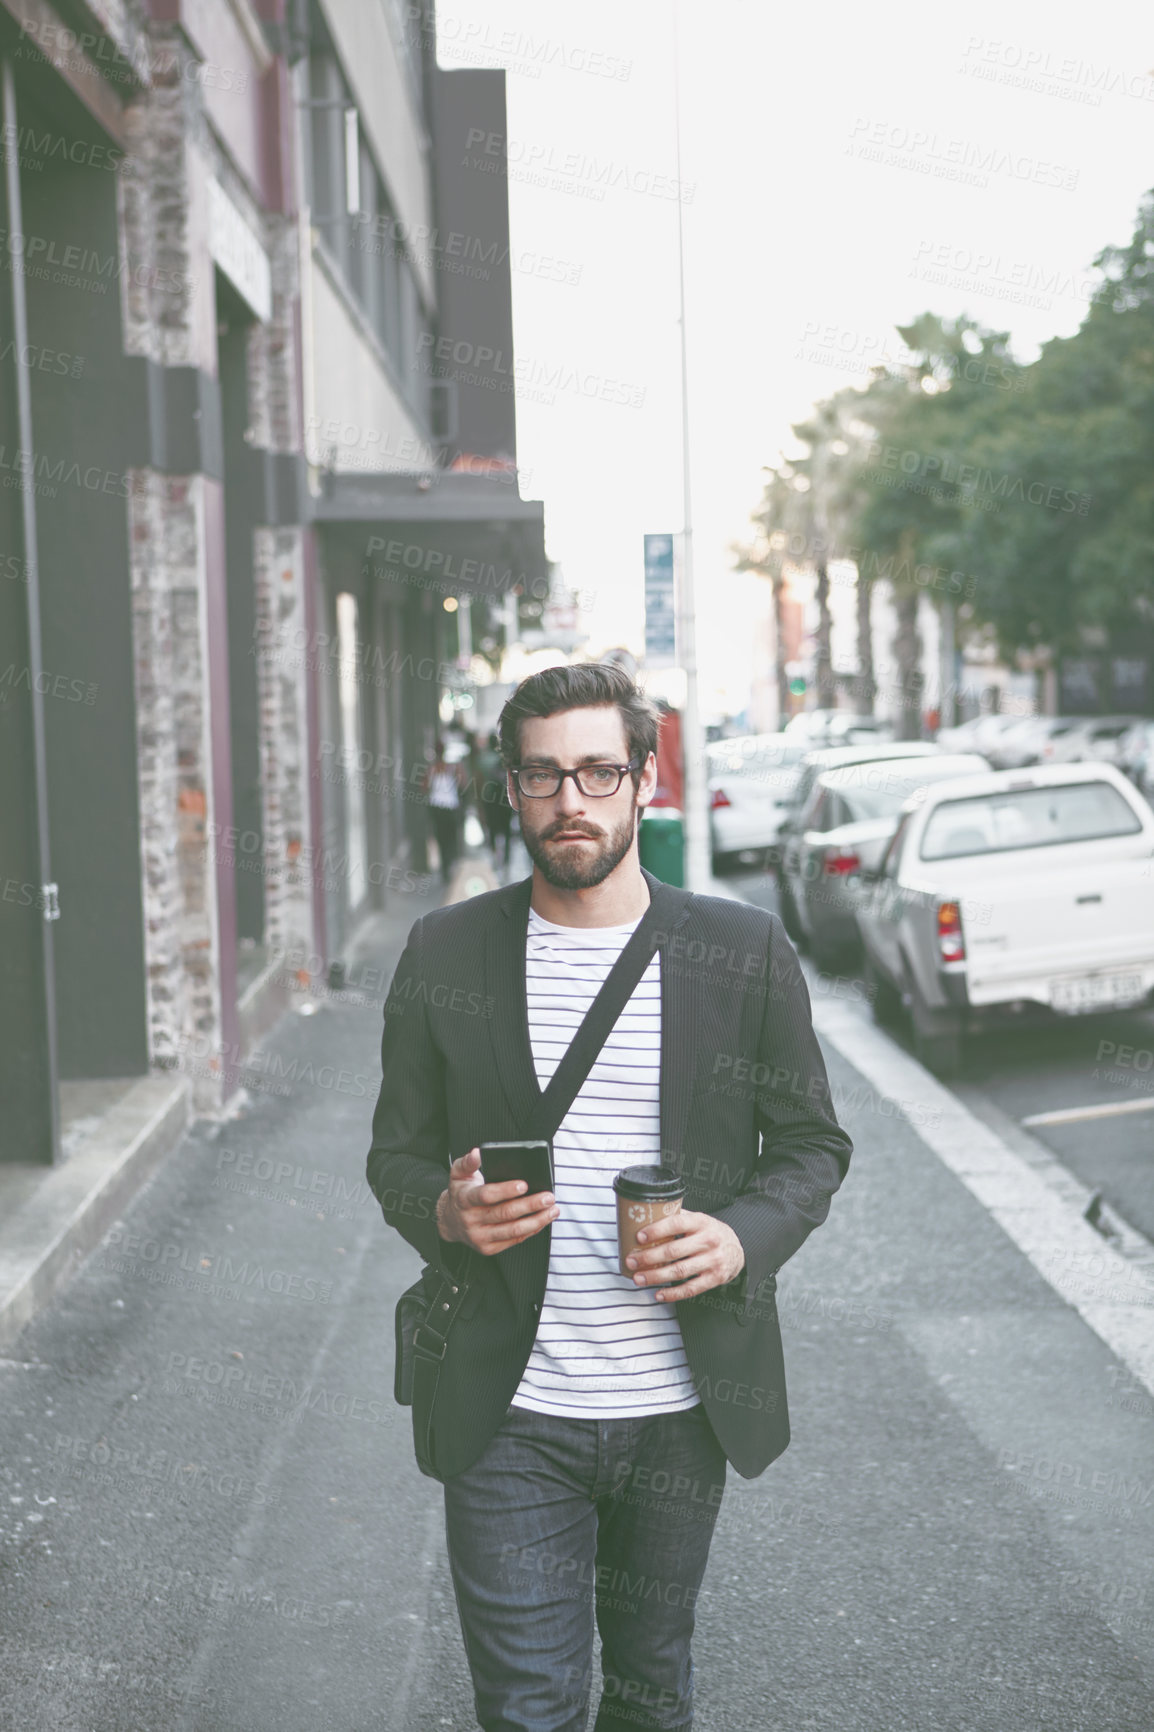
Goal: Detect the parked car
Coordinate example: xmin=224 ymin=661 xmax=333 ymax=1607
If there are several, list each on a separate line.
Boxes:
xmin=1044 ymin=715 xmax=1144 ymax=768
xmin=1120 ymin=719 xmax=1154 ymax=800
xmin=935 ymin=714 xmax=1024 ymax=757
xmin=781 ymin=754 xmax=991 ymax=972
xmin=706 ymin=734 xmax=810 ymax=871
xmin=774 ymin=742 xmax=944 ymax=938
xmin=823 ymin=714 xmax=895 ymax=746
xmin=784 ymin=710 xmax=841 ymax=742
xmin=855 ymin=764 xmax=1154 ymax=1076
xmin=985 ymin=716 xmax=1080 ymax=770
xmin=784 ymin=710 xmax=893 ymax=747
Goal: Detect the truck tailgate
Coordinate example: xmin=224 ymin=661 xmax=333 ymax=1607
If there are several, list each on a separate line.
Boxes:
xmin=955 ymin=837 xmax=1154 ymax=1008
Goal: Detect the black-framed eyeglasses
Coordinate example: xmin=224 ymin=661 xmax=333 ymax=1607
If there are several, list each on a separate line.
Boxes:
xmin=512 ymin=758 xmax=641 ymax=798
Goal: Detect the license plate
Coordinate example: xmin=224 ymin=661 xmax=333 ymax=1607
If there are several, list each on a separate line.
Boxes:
xmin=1050 ymin=972 xmax=1144 ymax=1013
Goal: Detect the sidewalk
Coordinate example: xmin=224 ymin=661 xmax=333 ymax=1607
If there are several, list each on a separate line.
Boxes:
xmin=0 ymin=857 xmax=488 ymax=1353
xmin=1 ymin=867 xmax=1151 ymax=1729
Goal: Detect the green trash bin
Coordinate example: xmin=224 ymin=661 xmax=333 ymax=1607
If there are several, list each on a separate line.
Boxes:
xmin=638 ymin=806 xmax=685 ymax=887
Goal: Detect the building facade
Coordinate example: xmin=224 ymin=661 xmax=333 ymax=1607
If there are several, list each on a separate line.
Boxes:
xmin=0 ymin=0 xmax=544 ymax=1160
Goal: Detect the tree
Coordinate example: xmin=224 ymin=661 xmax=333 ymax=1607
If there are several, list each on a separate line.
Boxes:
xmin=789 ymin=394 xmax=858 ymax=711
xmin=846 ymin=314 xmax=1022 ymax=734
xmin=947 ymin=192 xmax=1154 ymax=663
xmin=739 ymin=187 xmax=1154 ymax=732
xmin=736 ymin=389 xmax=872 ymax=718
xmin=732 ymin=463 xmax=796 ymax=721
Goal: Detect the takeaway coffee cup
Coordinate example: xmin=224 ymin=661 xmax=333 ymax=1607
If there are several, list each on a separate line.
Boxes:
xmin=613 ymin=1165 xmax=686 ymax=1278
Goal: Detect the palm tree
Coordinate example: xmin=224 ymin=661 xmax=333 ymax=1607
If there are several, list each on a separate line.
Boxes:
xmin=790 ymin=389 xmax=878 ymax=713
xmin=732 ymin=462 xmax=796 ymax=720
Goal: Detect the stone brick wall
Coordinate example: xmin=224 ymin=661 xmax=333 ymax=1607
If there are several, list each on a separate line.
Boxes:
xmin=117 ymin=26 xmax=208 ymax=369
xmin=252 ymin=529 xmax=312 ymax=963
xmin=128 ymin=471 xmax=224 ymax=1111
xmin=120 ymin=15 xmax=316 ymax=1102
xmin=246 ymin=213 xmax=314 ymax=982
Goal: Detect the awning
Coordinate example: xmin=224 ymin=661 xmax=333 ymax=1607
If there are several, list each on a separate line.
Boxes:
xmin=312 ymin=469 xmax=548 ymax=602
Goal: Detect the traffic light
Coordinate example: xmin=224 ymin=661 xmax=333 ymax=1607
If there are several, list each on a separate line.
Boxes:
xmin=515 ymin=579 xmax=549 ymax=636
xmin=789 ymin=674 xmax=807 ymax=697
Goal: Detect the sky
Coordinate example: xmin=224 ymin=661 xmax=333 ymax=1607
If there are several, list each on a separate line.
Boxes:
xmin=434 ymin=0 xmax=1154 ymax=719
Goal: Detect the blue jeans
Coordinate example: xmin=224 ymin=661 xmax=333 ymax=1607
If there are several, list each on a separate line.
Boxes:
xmin=442 ymin=1403 xmax=728 ymax=1732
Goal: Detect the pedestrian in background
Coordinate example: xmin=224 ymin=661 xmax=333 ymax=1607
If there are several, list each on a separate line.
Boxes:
xmin=478 ymin=728 xmax=514 ymax=868
xmin=425 ymin=738 xmax=465 ymax=885
xmin=368 ymin=663 xmax=852 ymax=1731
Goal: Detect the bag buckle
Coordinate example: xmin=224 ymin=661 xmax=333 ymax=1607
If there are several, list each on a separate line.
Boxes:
xmin=413 ymin=1324 xmax=449 ymax=1361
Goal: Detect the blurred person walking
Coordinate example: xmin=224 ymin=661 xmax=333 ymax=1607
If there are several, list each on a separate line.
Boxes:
xmin=478 ymin=728 xmax=514 ymax=868
xmin=426 ymin=738 xmax=466 ymax=885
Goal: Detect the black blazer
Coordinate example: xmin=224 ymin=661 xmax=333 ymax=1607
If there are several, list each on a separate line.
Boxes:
xmin=366 ymin=869 xmax=852 ymax=1480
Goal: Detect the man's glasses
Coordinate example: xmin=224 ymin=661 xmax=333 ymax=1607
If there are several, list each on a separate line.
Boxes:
xmin=512 ymin=759 xmax=640 ymax=798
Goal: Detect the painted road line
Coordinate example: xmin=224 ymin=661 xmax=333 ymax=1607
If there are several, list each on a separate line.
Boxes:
xmin=1021 ymin=1097 xmax=1154 ymax=1128
xmin=812 ymin=999 xmax=1154 ymax=1398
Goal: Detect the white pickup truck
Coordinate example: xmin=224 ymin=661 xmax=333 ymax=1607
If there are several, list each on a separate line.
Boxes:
xmin=855 ymin=763 xmax=1154 ymax=1075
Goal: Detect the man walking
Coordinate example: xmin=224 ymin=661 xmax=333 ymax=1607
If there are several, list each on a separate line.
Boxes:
xmin=368 ymin=664 xmax=852 ymax=1731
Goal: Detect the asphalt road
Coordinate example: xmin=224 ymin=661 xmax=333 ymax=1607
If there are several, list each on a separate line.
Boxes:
xmin=2 ymin=880 xmax=1153 ymax=1730
xmin=727 ymin=864 xmax=1154 ymax=1247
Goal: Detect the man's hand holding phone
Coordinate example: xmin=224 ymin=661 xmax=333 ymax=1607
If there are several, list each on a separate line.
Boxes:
xmin=436 ymin=1147 xmax=560 ymax=1256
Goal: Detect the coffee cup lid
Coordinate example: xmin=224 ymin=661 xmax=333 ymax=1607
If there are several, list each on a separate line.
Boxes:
xmin=613 ymin=1164 xmax=685 ymax=1201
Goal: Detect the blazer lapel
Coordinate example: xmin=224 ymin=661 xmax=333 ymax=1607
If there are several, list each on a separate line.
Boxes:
xmin=484 ymin=876 xmax=553 ymax=1315
xmin=657 ymin=888 xmax=700 ymax=1175
xmin=485 ymin=875 xmax=542 ymax=1130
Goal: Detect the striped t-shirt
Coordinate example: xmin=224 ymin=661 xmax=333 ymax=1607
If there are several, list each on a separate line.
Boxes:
xmin=510 ymin=908 xmax=700 ymax=1418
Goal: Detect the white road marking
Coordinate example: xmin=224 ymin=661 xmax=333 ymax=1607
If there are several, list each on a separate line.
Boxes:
xmin=812 ymin=999 xmax=1154 ymax=1398
xmin=1021 ymin=1097 xmax=1154 ymax=1128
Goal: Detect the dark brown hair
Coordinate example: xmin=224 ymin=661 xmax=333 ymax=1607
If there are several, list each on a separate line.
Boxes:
xmin=497 ymin=663 xmax=660 ymax=780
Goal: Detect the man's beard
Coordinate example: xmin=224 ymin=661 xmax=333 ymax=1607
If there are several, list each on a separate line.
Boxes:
xmin=519 ymin=803 xmax=638 ymax=890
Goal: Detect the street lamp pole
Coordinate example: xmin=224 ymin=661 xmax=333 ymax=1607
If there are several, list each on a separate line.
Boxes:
xmin=672 ymin=1 xmax=710 ymax=892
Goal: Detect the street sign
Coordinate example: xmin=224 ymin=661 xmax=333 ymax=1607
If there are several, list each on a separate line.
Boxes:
xmin=644 ymin=534 xmax=677 ymax=667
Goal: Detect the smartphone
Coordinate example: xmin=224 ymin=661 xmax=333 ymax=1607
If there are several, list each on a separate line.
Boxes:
xmin=479 ymin=1140 xmax=554 ymax=1195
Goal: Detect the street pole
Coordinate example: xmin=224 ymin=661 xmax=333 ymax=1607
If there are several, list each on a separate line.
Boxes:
xmin=672 ymin=2 xmax=710 ymax=892
xmin=940 ymin=597 xmax=956 ymax=730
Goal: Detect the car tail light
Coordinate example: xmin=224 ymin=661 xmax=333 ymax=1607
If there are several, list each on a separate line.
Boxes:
xmin=710 ymin=787 xmax=731 ymax=809
xmin=937 ymin=900 xmax=965 ymax=964
xmin=823 ymin=848 xmax=861 ymax=876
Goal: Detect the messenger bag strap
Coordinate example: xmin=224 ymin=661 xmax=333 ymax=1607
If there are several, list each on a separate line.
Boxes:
xmin=410 ymin=1269 xmax=473 ymax=1478
xmin=409 ymin=880 xmax=697 ymax=1479
xmin=525 ymin=881 xmax=696 ymax=1143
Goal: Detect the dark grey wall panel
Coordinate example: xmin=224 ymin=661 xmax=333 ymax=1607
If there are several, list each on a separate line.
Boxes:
xmin=22 ymin=148 xmax=148 ymax=1079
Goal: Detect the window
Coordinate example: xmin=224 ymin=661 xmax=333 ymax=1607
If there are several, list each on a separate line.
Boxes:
xmin=706 ymin=745 xmax=804 ymax=801
xmin=789 ymin=766 xmax=818 ymax=816
xmin=920 ymin=781 xmax=1143 ymax=861
xmin=802 ymin=789 xmax=829 ymax=832
xmin=352 ymin=136 xmax=377 ymax=320
xmin=306 ymin=50 xmax=344 ymax=238
xmin=881 ymin=815 xmax=911 ymax=878
xmin=388 ymin=0 xmax=431 ymax=122
xmin=304 ymin=5 xmax=435 ymax=435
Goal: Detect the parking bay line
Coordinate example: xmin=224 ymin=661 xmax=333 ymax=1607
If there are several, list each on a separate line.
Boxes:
xmin=1021 ymin=1097 xmax=1154 ymax=1128
xmin=811 ymin=999 xmax=1154 ymax=1397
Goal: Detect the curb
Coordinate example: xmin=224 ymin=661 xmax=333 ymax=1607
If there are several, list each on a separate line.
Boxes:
xmin=0 ymin=1075 xmax=190 ymax=1352
xmin=812 ymin=997 xmax=1154 ymax=1399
